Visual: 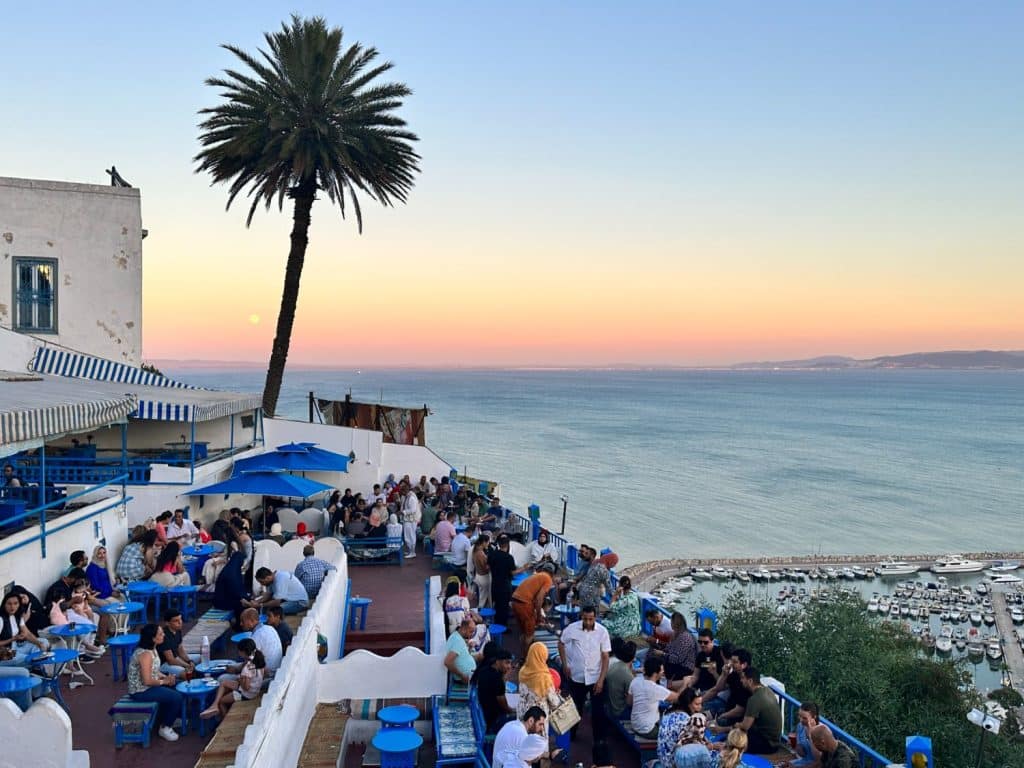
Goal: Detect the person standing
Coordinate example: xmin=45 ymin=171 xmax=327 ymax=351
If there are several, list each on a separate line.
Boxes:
xmin=487 ymin=535 xmax=518 ymax=627
xmin=400 ymin=488 xmax=422 ymax=558
xmin=557 ymin=605 xmax=611 ymax=740
xmin=510 ymin=572 xmax=553 ymax=656
xmin=472 ymin=536 xmax=492 ymax=608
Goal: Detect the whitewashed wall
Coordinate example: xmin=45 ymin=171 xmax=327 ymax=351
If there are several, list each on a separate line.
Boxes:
xmin=0 ymin=491 xmax=129 ymax=599
xmin=253 ymin=538 xmax=343 ymax=575
xmin=0 ymin=697 xmax=88 ymax=768
xmin=0 ymin=326 xmax=43 ymax=375
xmin=231 ymin=547 xmax=348 ymax=768
xmin=380 ymin=442 xmax=454 ymax=485
xmin=0 ymin=176 xmax=144 ymax=364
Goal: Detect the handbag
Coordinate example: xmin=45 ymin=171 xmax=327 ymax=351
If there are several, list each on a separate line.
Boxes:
xmin=548 ymin=694 xmax=581 ymax=735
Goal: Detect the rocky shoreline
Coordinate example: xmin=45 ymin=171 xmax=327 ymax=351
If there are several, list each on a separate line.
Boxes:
xmin=620 ymin=552 xmax=1024 ymax=594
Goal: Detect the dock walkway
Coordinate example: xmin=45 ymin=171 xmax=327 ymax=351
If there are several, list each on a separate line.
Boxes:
xmin=992 ymin=589 xmax=1023 ymax=691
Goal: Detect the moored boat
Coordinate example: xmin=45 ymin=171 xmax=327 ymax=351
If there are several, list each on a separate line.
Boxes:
xmin=878 ymin=558 xmax=919 ymax=576
xmin=931 ymin=555 xmax=986 ymax=574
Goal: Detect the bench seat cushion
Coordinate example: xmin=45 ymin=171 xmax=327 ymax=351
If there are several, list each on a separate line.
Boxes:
xmin=436 ymin=703 xmax=476 ymax=757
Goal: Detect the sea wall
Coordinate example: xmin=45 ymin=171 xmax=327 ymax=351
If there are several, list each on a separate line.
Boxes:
xmin=622 ymin=551 xmax=1024 ymax=594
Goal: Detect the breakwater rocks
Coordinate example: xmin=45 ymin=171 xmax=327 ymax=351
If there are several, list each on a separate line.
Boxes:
xmin=620 ymin=552 xmax=1024 ymax=594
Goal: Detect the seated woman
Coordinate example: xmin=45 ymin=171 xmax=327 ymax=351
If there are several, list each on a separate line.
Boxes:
xmin=200 ymin=641 xmax=266 ymax=719
xmin=202 ymin=529 xmax=238 ymax=592
xmin=214 ymin=552 xmax=249 ymax=621
xmin=149 ymin=541 xmax=191 ymax=587
xmin=658 ymin=688 xmax=714 ymax=768
xmin=601 ymin=576 xmax=642 ymax=639
xmin=127 ymin=623 xmax=185 ymax=742
xmin=49 ymin=591 xmax=107 ymax=658
xmin=789 ymin=701 xmax=822 ymax=767
xmin=295 ymin=522 xmax=316 ymax=545
xmin=85 ymin=545 xmax=122 ymax=603
xmin=0 ymin=592 xmax=49 ymax=666
xmin=525 ymin=529 xmax=560 ymax=571
xmin=714 ymin=728 xmax=748 ymax=768
xmin=385 ymin=513 xmax=403 ymax=544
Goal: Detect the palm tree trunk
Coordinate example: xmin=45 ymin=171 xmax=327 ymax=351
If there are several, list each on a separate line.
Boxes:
xmin=262 ymin=187 xmax=316 ymax=417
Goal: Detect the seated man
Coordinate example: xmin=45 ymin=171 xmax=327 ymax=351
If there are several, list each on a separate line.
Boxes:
xmin=443 ymin=616 xmax=478 ymax=685
xmin=810 ymin=723 xmax=859 ymax=767
xmin=434 ymin=510 xmax=458 ymax=554
xmin=292 ymin=545 xmax=336 ymax=600
xmin=241 ymin=607 xmax=282 ymax=674
xmin=345 ymin=510 xmax=369 ymax=537
xmin=644 ymin=608 xmax=673 ymax=650
xmin=704 ymin=648 xmax=752 ymax=723
xmin=605 ymin=638 xmax=637 ymax=720
xmin=472 ymin=644 xmax=515 ymax=733
xmin=265 ymin=605 xmax=293 ymax=651
xmin=711 ymin=667 xmax=781 ymax=754
xmin=627 ymin=655 xmax=678 ymax=738
xmin=166 ymin=508 xmax=199 ymax=545
xmin=157 ymin=609 xmax=199 ymax=677
xmin=246 ymin=567 xmax=310 ymax=615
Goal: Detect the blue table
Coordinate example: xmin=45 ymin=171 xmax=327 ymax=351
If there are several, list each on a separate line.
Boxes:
xmin=0 ymin=674 xmax=42 ymax=702
xmin=176 ymin=679 xmax=219 ymax=735
xmin=98 ymin=601 xmax=145 ymax=634
xmin=371 ymin=727 xmax=423 ymax=768
xmin=554 ymin=604 xmax=580 ymax=629
xmin=231 ymin=631 xmax=253 ymax=644
xmin=377 ymin=703 xmax=419 ymax=729
xmin=196 ymin=659 xmax=233 ymax=677
xmin=488 ymin=623 xmax=507 ymax=647
xmin=478 ymin=607 xmax=496 ymax=623
xmin=48 ymin=623 xmax=97 ymax=687
xmin=108 ymin=634 xmax=140 ymax=681
xmin=125 ymin=581 xmax=163 ymax=622
xmin=166 ymin=585 xmax=200 ymax=621
xmin=348 ymin=597 xmax=373 ymax=630
xmin=511 ymin=573 xmax=528 ymax=588
xmin=183 ymin=545 xmax=216 ymax=585
xmin=27 ymin=649 xmax=77 ymax=710
xmin=739 ymin=757 xmax=772 ymax=768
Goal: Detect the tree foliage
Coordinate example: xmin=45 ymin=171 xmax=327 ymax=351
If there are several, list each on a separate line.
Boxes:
xmin=716 ymin=591 xmax=1023 ymax=766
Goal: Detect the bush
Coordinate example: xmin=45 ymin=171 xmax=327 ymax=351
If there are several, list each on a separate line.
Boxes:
xmin=715 ymin=591 xmax=1024 ymax=766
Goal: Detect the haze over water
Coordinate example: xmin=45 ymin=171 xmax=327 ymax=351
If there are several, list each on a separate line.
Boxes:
xmin=171 ymin=367 xmax=1024 ymax=566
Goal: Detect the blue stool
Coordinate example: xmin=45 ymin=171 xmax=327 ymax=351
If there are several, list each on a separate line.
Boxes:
xmin=109 ymin=634 xmax=140 ymax=682
xmin=166 ymin=586 xmax=199 ymax=621
xmin=488 ymin=624 xmax=507 ymax=647
xmin=478 ymin=608 xmax=496 ymax=623
xmin=372 ymin=726 xmax=423 ymax=768
xmin=348 ymin=597 xmax=373 ymax=630
xmin=109 ymin=696 xmax=159 ymax=748
xmin=125 ymin=582 xmax=163 ymax=623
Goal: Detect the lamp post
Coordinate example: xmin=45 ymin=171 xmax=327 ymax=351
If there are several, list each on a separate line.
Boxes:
xmin=559 ymin=494 xmax=568 ymax=535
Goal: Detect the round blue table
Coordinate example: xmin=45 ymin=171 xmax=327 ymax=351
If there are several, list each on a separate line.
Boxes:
xmin=505 ymin=681 xmax=518 ymax=694
xmin=107 ymin=634 xmax=141 ymax=681
xmin=478 ymin=607 xmax=496 ymax=623
xmin=48 ymin=623 xmax=97 ymax=687
xmin=0 ymin=674 xmax=42 ymax=699
xmin=196 ymin=659 xmax=233 ymax=676
xmin=511 ymin=573 xmax=528 ymax=588
xmin=98 ymin=601 xmax=145 ymax=634
xmin=371 ymin=727 xmax=423 ymax=768
xmin=27 ymin=649 xmax=77 ymax=710
xmin=348 ymin=597 xmax=373 ymax=630
xmin=377 ymin=703 xmax=419 ymax=729
xmin=176 ymin=679 xmax=219 ymax=736
xmin=554 ymin=604 xmax=580 ymax=628
xmin=488 ymin=623 xmax=507 ymax=647
xmin=183 ymin=544 xmax=217 ymax=558
xmin=125 ymin=581 xmax=163 ymax=622
xmin=183 ymin=545 xmax=216 ymax=586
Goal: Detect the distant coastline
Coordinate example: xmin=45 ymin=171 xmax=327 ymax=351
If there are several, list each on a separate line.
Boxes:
xmin=152 ymin=349 xmax=1024 ymax=372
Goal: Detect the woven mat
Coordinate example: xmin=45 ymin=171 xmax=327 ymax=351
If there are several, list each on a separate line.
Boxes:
xmin=183 ymin=611 xmax=231 ymax=654
xmin=297 ymin=704 xmax=349 ymax=768
xmin=194 ymin=697 xmax=261 ymax=768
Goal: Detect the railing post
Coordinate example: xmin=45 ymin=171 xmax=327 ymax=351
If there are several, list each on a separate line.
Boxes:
xmin=39 ymin=444 xmax=46 ymax=558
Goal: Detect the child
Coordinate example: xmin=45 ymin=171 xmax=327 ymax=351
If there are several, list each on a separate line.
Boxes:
xmin=200 ymin=640 xmax=265 ymax=718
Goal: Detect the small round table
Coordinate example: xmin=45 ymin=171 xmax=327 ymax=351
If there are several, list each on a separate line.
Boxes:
xmin=166 ymin=585 xmax=200 ymax=622
xmin=108 ymin=634 xmax=141 ymax=681
xmin=371 ymin=727 xmax=423 ymax=768
xmin=176 ymin=679 xmax=219 ymax=736
xmin=98 ymin=601 xmax=145 ymax=635
xmin=488 ymin=624 xmax=507 ymax=647
xmin=554 ymin=604 xmax=580 ymax=629
xmin=27 ymin=649 xmax=78 ymax=710
xmin=48 ymin=623 xmax=97 ymax=687
xmin=348 ymin=597 xmax=373 ymax=630
xmin=478 ymin=607 xmax=496 ymax=623
xmin=183 ymin=544 xmax=216 ymax=585
xmin=511 ymin=573 xmax=528 ymax=588
xmin=0 ymin=674 xmax=43 ymax=709
xmin=377 ymin=704 xmax=419 ymax=729
xmin=125 ymin=581 xmax=163 ymax=622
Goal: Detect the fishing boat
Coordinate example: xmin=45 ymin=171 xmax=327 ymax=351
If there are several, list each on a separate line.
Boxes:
xmin=931 ymin=555 xmax=986 ymax=574
xmin=878 ymin=558 xmax=919 ymax=576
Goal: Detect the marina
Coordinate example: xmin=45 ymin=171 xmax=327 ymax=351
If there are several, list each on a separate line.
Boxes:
xmin=992 ymin=589 xmax=1024 ymax=690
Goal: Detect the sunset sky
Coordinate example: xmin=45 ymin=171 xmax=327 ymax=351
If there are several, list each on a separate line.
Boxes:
xmin=4 ymin=2 xmax=1023 ymax=366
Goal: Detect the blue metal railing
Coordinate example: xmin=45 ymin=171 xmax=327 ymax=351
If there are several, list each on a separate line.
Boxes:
xmin=424 ymin=578 xmax=432 ymax=653
xmin=769 ymin=685 xmax=892 ymax=767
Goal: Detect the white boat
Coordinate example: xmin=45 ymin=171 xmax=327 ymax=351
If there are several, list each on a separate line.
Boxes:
xmin=711 ymin=566 xmax=731 ymax=580
xmin=878 ymin=559 xmax=919 ymax=576
xmin=1011 ymin=608 xmax=1024 ymax=625
xmin=676 ymin=577 xmax=695 ymax=591
xmin=841 ymin=567 xmax=857 ymax=580
xmin=736 ymin=570 xmax=750 ymax=583
xmin=691 ymin=568 xmax=713 ymax=580
xmin=986 ymin=572 xmax=1024 ymax=585
xmin=989 ymin=560 xmax=1021 ymax=572
xmin=888 ymin=604 xmax=901 ymax=618
xmin=867 ymin=598 xmax=879 ymax=613
xmin=967 ymin=641 xmax=985 ymax=657
xmin=986 ymin=639 xmax=1003 ymax=660
xmin=752 ymin=567 xmax=771 ymax=582
xmin=931 ymin=555 xmax=986 ymax=574
xmin=983 ymin=613 xmax=996 ymax=626
xmin=935 ymin=632 xmax=953 ymax=654
xmin=970 ymin=611 xmax=983 ymax=625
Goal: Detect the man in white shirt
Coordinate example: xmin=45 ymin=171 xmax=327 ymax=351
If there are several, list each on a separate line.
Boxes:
xmin=400 ymin=488 xmax=422 ymax=558
xmin=557 ymin=604 xmax=611 ymax=739
xmin=450 ymin=529 xmax=472 ymax=575
xmin=166 ymin=508 xmax=199 ymax=544
xmin=627 ymin=655 xmax=678 ymax=738
xmin=368 ymin=484 xmax=387 ymax=506
xmin=242 ymin=608 xmax=283 ymax=672
xmin=492 ymin=706 xmax=549 ymax=768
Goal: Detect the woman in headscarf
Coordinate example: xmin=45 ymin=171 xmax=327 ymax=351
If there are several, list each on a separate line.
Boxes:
xmin=386 ymin=513 xmax=403 ymax=541
xmin=601 ymin=575 xmax=642 ymax=639
xmin=86 ymin=544 xmax=121 ymax=602
xmin=214 ymin=551 xmax=248 ymax=621
xmin=516 ymin=641 xmax=563 ymax=720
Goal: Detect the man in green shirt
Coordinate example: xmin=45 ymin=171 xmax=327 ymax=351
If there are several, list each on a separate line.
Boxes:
xmin=733 ymin=667 xmax=782 ymax=754
xmin=604 ymin=639 xmax=637 ymax=719
xmin=810 ymin=724 xmax=859 ymax=768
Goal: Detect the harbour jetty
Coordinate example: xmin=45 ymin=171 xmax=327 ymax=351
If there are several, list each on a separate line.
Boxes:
xmin=621 ymin=551 xmax=1024 ymax=593
xmin=992 ymin=588 xmax=1024 ymax=690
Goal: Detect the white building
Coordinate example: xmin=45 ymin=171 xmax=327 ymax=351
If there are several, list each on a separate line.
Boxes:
xmin=0 ymin=176 xmax=144 ymax=364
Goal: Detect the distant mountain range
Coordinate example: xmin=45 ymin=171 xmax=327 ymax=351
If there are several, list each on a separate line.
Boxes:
xmin=732 ymin=350 xmax=1024 ymax=370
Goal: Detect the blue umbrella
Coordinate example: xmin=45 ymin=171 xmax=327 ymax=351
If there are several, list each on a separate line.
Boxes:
xmin=185 ymin=471 xmax=333 ymax=498
xmin=232 ymin=442 xmax=349 ymax=473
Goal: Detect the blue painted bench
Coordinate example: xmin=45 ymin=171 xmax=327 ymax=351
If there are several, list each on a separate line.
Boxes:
xmin=109 ymin=696 xmax=159 ymax=748
xmin=433 ymin=694 xmax=481 ymax=766
xmin=611 ymin=713 xmax=658 ymax=762
xmin=342 ymin=536 xmax=404 ymax=566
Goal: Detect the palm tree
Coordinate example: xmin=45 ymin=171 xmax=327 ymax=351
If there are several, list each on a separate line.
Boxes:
xmin=196 ymin=15 xmax=419 ymax=416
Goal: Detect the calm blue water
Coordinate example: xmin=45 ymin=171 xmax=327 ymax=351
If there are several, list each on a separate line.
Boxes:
xmin=168 ymin=368 xmax=1024 ymax=566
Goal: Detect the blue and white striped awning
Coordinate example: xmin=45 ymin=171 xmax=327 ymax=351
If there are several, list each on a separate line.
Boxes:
xmin=26 ymin=347 xmax=262 ymax=423
xmin=0 ymin=372 xmax=137 ymax=451
xmin=31 ymin=347 xmax=191 ymax=388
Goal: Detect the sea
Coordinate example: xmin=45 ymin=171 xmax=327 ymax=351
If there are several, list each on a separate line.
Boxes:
xmin=166 ymin=367 xmax=1024 ymax=568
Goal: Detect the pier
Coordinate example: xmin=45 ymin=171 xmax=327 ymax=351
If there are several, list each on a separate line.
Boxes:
xmin=992 ymin=588 xmax=1024 ymax=692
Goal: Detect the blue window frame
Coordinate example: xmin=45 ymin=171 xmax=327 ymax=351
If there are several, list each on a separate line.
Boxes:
xmin=13 ymin=257 xmax=57 ymax=333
